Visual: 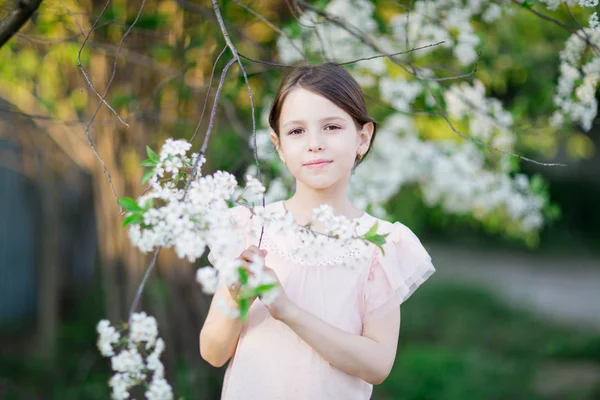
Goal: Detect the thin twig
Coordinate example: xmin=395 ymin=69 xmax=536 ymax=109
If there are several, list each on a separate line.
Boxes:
xmin=79 ymin=0 xmax=148 ymax=205
xmin=128 ymin=248 xmax=161 ymax=323
xmin=128 ymin=57 xmax=238 ymax=321
xmin=190 ymin=45 xmax=228 ymax=144
xmin=563 ymin=2 xmax=599 ymax=56
xmin=336 ymin=41 xmax=445 ymax=65
xmin=238 ymin=42 xmax=448 ymax=69
xmin=511 ymin=0 xmax=600 ymax=53
xmin=198 ymin=58 xmax=238 ymax=155
xmin=76 ymin=0 xmax=128 ymax=127
xmin=405 ymin=0 xmax=413 ymax=59
xmin=297 ymin=0 xmax=563 ymax=167
xmin=231 ymin=0 xmax=308 ymax=63
xmin=210 ymin=0 xmax=266 ymax=248
xmin=85 ymin=0 xmax=147 ymax=130
xmin=238 ymin=53 xmax=295 ymax=67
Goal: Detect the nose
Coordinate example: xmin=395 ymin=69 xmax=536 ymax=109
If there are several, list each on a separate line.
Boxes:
xmin=307 ymin=129 xmax=324 ymax=152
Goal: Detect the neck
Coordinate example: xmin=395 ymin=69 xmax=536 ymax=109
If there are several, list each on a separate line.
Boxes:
xmin=285 ymin=178 xmax=362 ymax=224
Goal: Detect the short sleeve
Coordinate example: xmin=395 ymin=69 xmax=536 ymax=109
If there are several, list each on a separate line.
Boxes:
xmin=362 ymin=222 xmax=435 ymax=322
xmin=206 ymin=205 xmax=252 ymax=268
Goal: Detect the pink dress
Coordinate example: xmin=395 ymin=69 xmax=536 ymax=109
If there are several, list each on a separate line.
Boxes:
xmin=207 ymin=201 xmax=435 ymax=399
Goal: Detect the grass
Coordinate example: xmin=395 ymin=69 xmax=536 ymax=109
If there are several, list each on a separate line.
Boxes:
xmin=374 ymin=283 xmax=600 ymax=400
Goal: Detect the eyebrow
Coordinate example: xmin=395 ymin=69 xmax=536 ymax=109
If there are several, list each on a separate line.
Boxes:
xmin=281 ymin=116 xmax=346 ymax=129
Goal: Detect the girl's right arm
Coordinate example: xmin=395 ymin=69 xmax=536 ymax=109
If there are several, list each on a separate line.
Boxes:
xmin=199 ymin=283 xmax=245 ymax=368
xmin=199 ymin=245 xmax=264 ymax=367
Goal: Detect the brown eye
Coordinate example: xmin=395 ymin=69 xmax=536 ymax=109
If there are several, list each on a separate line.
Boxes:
xmin=289 ymin=128 xmax=304 ymax=135
xmin=324 ymin=125 xmax=340 ymax=131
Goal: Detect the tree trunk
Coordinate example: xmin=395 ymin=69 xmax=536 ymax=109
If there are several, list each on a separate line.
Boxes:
xmin=34 ymin=155 xmax=61 ymax=361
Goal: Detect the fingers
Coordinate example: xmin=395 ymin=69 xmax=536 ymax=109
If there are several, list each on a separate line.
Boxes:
xmin=239 ymin=246 xmax=268 ymax=263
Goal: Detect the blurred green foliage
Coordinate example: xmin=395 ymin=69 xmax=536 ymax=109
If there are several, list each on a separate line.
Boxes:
xmin=375 ymin=283 xmax=600 ymax=400
xmin=2 ymin=279 xmax=600 ymax=399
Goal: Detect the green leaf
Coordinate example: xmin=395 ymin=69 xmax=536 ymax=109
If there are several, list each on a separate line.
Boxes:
xmin=140 ymin=159 xmax=156 ymax=167
xmin=366 ymin=234 xmax=389 ymax=255
xmin=364 ymin=221 xmax=380 ymax=238
xmin=254 ymin=283 xmax=277 ymax=293
xmin=122 ymin=213 xmax=143 ymax=227
xmin=521 ymin=0 xmax=534 ymax=8
xmin=146 ymin=146 xmax=159 ymax=163
xmin=367 ymin=234 xmax=388 ymax=247
xmin=142 ymin=168 xmax=155 ymax=185
xmin=238 ymin=283 xmax=277 ymax=300
xmin=362 ymin=221 xmax=390 ymax=256
xmin=238 ymin=267 xmax=249 ymax=285
xmin=239 ymin=297 xmax=250 ymax=322
xmin=118 ymin=197 xmax=143 ymax=212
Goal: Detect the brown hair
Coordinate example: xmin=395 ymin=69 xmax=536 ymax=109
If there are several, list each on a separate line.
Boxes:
xmin=268 ymin=63 xmax=377 ymax=167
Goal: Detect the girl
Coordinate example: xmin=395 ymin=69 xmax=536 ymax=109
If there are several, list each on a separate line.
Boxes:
xmin=199 ymin=63 xmax=435 ymax=399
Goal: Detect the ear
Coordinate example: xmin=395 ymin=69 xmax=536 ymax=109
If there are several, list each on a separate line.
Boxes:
xmin=269 ymin=131 xmax=286 ymax=164
xmin=358 ymin=122 xmax=374 ymax=154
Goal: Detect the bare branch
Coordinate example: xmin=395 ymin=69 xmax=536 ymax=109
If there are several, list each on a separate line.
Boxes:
xmin=231 ymin=0 xmax=308 ymax=63
xmin=85 ymin=0 xmax=147 ymax=129
xmin=296 ymin=0 xmax=563 ymax=167
xmin=128 ymin=57 xmax=238 ymax=320
xmin=128 ymin=248 xmax=161 ymax=323
xmin=511 ymin=0 xmax=600 ymax=54
xmin=77 ymin=0 xmax=129 ymax=127
xmin=190 ymin=45 xmax=228 ymax=144
xmin=336 ymin=41 xmax=445 ymax=66
xmin=0 ymin=0 xmax=43 ymax=48
xmin=78 ymin=0 xmax=148 ymax=206
xmin=238 ymin=52 xmax=295 ymax=67
xmin=238 ymin=42 xmax=449 ymax=70
xmin=210 ymin=0 xmax=267 ymax=248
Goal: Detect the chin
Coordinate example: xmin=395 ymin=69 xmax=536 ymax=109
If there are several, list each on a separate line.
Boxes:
xmin=298 ymin=176 xmax=342 ymax=191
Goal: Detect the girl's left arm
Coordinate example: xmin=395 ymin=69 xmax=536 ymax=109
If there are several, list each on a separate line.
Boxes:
xmin=277 ymin=302 xmax=400 ymax=385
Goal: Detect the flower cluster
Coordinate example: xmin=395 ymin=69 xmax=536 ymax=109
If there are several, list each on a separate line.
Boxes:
xmin=290 ymin=204 xmax=375 ymax=269
xmin=97 ymin=313 xmax=173 ymax=400
xmin=550 ymin=28 xmax=600 ymax=131
xmin=122 ymin=139 xmax=386 ymax=320
xmin=444 ymin=80 xmax=515 ymax=150
xmin=268 ymin=0 xmax=555 ymax=241
xmin=352 ymin=115 xmax=545 ymax=233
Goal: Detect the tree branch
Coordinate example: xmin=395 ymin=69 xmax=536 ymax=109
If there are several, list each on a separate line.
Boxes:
xmin=0 ymin=0 xmax=43 ymax=48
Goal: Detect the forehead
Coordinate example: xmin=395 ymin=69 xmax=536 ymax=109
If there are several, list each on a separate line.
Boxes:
xmin=279 ymin=87 xmax=351 ymax=123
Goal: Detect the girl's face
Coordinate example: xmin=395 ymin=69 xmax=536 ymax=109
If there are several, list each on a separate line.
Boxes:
xmin=270 ymin=87 xmax=373 ymax=191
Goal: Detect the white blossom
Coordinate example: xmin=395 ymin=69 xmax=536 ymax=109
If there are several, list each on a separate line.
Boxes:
xmin=111 ymin=347 xmax=145 ymax=375
xmin=99 ymin=313 xmax=170 ymax=400
xmin=553 ymin=28 xmax=600 ymax=131
xmin=145 ymin=376 xmax=174 ymax=400
xmin=109 ymin=373 xmax=136 ymax=400
xmin=129 ymin=312 xmax=158 ymax=349
xmin=196 ymin=266 xmax=219 ymax=294
xmin=590 ymin=12 xmax=599 ymax=30
xmin=97 ymin=320 xmax=120 ymax=357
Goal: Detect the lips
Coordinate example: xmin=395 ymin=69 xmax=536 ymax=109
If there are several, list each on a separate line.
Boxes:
xmin=303 ymin=159 xmax=333 ymax=166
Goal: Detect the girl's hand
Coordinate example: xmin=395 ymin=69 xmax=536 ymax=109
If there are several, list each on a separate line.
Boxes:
xmin=229 ymin=245 xmax=266 ymax=303
xmin=261 ymin=264 xmax=296 ymax=322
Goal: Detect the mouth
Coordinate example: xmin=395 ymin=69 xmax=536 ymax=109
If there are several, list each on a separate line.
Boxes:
xmin=303 ymin=160 xmax=333 ymax=168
